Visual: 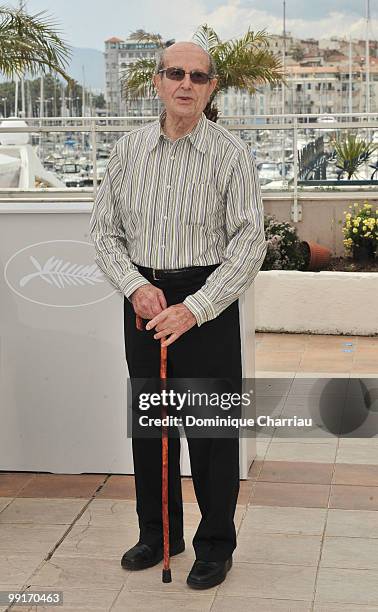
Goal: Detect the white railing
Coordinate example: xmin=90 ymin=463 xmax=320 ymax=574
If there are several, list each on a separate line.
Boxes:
xmin=1 ymin=112 xmax=378 ymax=222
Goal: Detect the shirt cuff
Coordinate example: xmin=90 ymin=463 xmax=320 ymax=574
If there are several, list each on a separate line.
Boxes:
xmin=119 ymin=270 xmax=151 ymax=300
xmin=183 ymin=290 xmax=217 ymax=327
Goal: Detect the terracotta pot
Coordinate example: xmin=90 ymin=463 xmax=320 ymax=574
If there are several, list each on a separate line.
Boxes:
xmin=302 ymin=241 xmax=332 ymax=271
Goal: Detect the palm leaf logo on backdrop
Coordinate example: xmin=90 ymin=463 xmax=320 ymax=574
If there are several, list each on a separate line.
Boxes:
xmin=19 ymin=256 xmax=104 ymax=288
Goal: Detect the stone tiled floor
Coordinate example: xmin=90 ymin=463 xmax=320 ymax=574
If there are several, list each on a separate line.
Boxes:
xmin=255 ymin=332 xmax=378 ymax=375
xmin=1 ymin=333 xmax=378 ymax=611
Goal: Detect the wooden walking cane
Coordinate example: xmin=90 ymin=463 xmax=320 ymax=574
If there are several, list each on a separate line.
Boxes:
xmin=136 ymin=314 xmax=172 ymax=583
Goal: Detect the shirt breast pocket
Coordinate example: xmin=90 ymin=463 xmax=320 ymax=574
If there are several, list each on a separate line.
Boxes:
xmin=182 ymin=181 xmax=222 ymax=226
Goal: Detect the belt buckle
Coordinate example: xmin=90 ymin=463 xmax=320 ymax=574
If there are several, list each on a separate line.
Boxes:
xmin=152 ymin=268 xmax=159 ymax=281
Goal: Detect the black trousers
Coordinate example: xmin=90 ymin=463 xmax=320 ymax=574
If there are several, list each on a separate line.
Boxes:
xmin=123 ymin=264 xmax=242 ymax=561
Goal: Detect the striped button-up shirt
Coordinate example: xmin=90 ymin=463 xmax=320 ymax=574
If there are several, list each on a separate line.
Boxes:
xmin=89 ymin=111 xmax=266 ymax=326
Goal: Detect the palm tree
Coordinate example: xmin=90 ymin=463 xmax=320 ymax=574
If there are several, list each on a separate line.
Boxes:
xmin=333 ymin=134 xmax=378 ymax=180
xmin=122 ymin=25 xmax=284 ymax=122
xmin=0 ymin=5 xmax=71 ymax=82
xmin=120 ymin=29 xmax=169 ymax=102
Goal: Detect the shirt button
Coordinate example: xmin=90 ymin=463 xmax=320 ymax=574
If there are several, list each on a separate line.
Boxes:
xmin=161 ymin=245 xmax=165 ymax=249
xmin=166 ymin=185 xmax=171 ymax=190
xmin=170 ymin=156 xmax=175 ymax=160
xmin=163 ymin=216 xmax=168 ymax=220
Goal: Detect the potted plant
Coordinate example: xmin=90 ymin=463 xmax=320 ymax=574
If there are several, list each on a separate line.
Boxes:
xmin=262 ymin=215 xmax=306 ymax=270
xmin=332 ymin=134 xmax=378 ymax=180
xmin=301 ymin=240 xmax=332 ymax=270
xmin=262 ymin=215 xmax=332 ymax=271
xmin=341 ymin=201 xmax=378 ymax=261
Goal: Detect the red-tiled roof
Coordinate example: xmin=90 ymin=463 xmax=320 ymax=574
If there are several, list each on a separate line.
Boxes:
xmin=105 ymin=36 xmax=124 ymax=43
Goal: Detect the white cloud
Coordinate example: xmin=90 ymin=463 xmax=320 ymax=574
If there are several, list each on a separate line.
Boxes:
xmin=16 ymin=0 xmax=378 ymax=49
xmin=152 ymin=0 xmax=376 ymax=42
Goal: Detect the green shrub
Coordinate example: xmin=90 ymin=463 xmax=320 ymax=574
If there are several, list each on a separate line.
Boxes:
xmin=262 ymin=214 xmax=306 ymax=270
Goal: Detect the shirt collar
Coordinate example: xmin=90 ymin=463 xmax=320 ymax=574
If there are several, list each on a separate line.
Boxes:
xmin=146 ymin=109 xmax=208 ymax=154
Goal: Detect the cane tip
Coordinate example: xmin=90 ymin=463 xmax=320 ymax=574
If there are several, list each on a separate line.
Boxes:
xmin=162 ymin=568 xmax=172 ymax=583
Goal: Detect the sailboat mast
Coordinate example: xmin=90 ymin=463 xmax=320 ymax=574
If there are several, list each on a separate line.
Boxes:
xmin=14 ymin=79 xmax=19 ymax=116
xmin=282 ymin=0 xmax=286 ymax=115
xmin=19 ymin=0 xmax=26 ymax=117
xmin=349 ymin=36 xmax=352 ymax=114
xmin=40 ymin=76 xmax=44 ymax=118
xmin=281 ymin=0 xmax=286 ymax=181
xmin=82 ymin=65 xmax=86 ymax=117
xmin=366 ymin=0 xmax=370 ymax=114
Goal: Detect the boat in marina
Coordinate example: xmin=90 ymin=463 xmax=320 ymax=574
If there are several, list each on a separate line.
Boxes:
xmin=0 ymin=118 xmax=64 ymax=189
xmin=56 ymin=160 xmax=88 ymax=188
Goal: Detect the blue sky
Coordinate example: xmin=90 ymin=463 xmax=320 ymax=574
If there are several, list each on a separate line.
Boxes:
xmin=8 ymin=0 xmax=377 ymax=50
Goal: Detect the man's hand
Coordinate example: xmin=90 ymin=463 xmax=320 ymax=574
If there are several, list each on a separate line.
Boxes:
xmin=130 ymin=284 xmax=167 ymax=320
xmin=146 ymin=303 xmax=197 ymax=347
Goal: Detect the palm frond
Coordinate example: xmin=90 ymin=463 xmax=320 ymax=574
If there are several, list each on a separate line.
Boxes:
xmin=121 ymin=58 xmax=156 ymax=99
xmin=129 ymin=29 xmax=164 ymax=47
xmin=212 ymin=33 xmax=284 ymax=94
xmin=0 ymin=5 xmax=71 ymax=81
xmin=192 ymin=24 xmax=220 ymax=52
xmin=228 ymin=28 xmax=270 ymax=52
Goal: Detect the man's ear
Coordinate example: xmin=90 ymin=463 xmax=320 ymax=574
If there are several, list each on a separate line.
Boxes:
xmin=209 ymin=77 xmax=218 ymax=96
xmin=152 ymin=73 xmax=159 ymax=92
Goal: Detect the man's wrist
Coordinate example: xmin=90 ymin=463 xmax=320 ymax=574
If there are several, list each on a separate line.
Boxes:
xmin=183 ymin=291 xmax=217 ymax=327
xmin=120 ymin=272 xmax=150 ymax=301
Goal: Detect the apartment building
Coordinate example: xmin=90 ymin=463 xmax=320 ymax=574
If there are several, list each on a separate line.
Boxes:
xmin=104 ymin=36 xmax=167 ymax=116
xmin=105 ymin=34 xmax=378 ymax=119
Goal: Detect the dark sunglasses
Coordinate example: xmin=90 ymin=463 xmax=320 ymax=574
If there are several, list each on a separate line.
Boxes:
xmin=158 ymin=67 xmax=215 ymax=85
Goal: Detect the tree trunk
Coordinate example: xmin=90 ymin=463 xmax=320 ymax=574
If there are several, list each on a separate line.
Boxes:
xmin=204 ymin=100 xmax=219 ymax=123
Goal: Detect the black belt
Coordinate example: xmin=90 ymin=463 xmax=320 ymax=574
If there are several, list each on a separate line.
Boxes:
xmin=136 ymin=264 xmax=218 ymax=281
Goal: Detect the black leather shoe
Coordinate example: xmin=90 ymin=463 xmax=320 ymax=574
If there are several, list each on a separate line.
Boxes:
xmin=186 ymin=557 xmax=232 ymax=589
xmin=121 ymin=538 xmax=185 ymax=570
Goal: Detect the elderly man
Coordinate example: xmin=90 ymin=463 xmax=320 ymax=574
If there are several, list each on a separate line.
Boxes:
xmin=89 ymin=41 xmax=266 ymax=589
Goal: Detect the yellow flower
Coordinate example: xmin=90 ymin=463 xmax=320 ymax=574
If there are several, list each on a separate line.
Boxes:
xmin=363 ymin=226 xmax=367 ymax=231
xmin=353 ymin=228 xmax=358 ymax=233
xmin=354 ymin=203 xmax=359 ymax=207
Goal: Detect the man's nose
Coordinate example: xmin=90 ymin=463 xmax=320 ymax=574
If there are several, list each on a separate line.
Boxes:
xmin=180 ymin=73 xmax=192 ymax=89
